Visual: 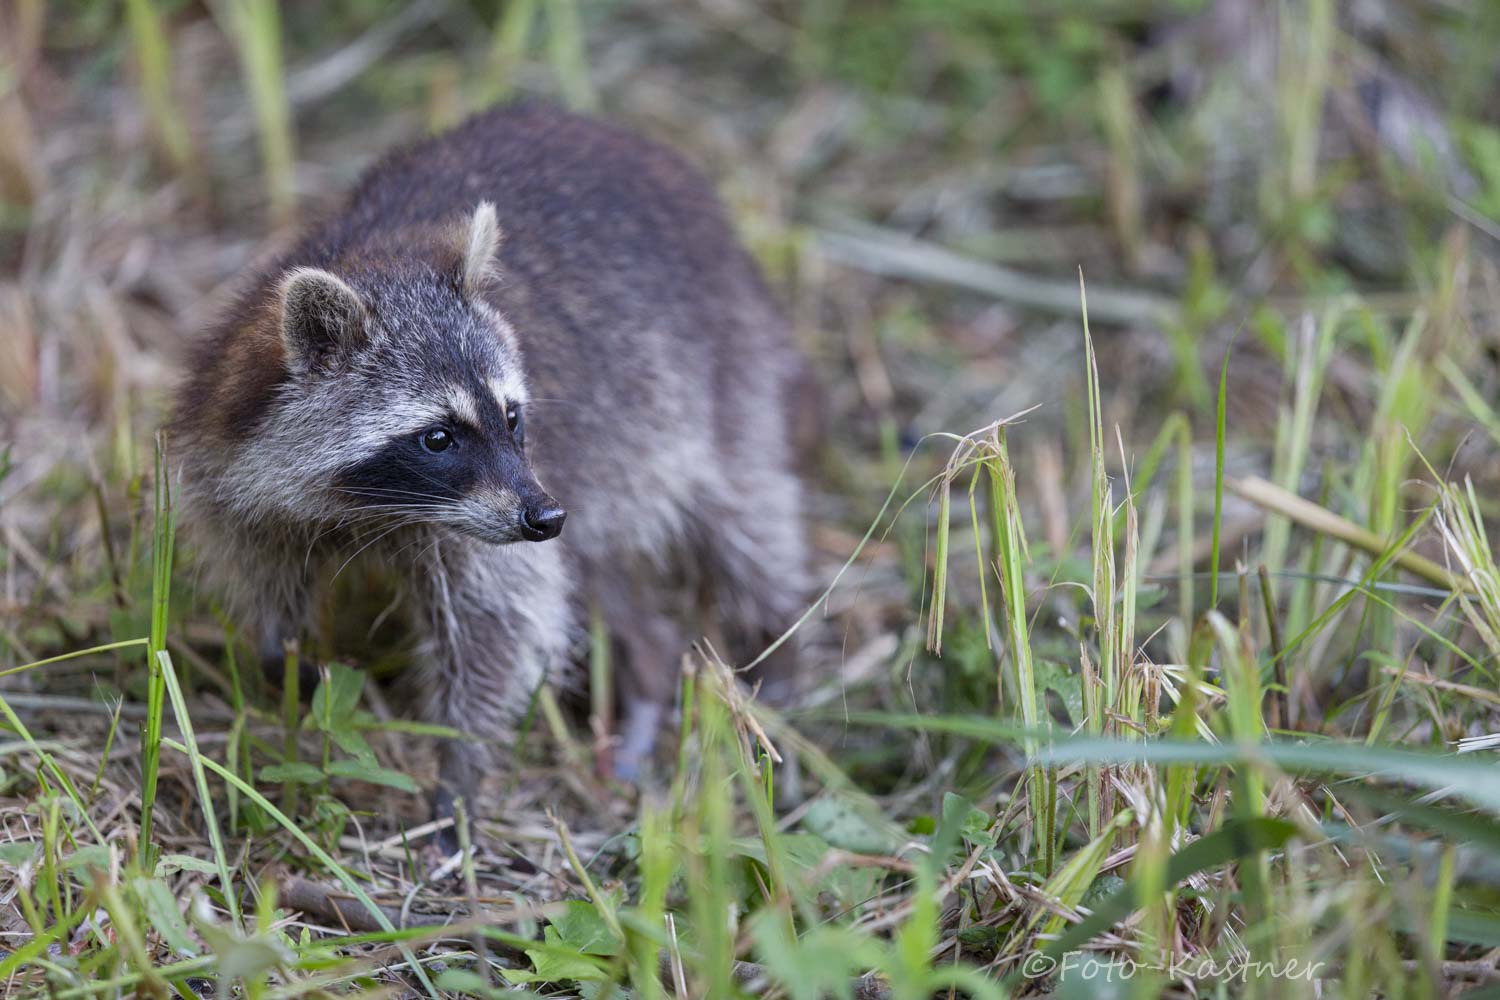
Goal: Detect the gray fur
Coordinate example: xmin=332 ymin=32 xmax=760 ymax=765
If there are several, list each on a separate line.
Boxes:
xmin=173 ymin=105 xmax=812 ymax=819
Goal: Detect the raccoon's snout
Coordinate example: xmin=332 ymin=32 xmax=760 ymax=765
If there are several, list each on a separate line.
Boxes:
xmin=519 ymin=500 xmax=566 ymax=542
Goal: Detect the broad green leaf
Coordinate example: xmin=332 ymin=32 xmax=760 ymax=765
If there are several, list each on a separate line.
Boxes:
xmin=945 ymin=792 xmax=996 ymax=848
xmin=549 ymin=899 xmax=622 ymax=955
xmin=309 ymin=663 xmax=364 ymax=732
xmin=62 ymin=845 xmax=111 ymax=872
xmin=503 ymin=899 xmax=622 ymax=985
xmin=435 ymin=969 xmax=491 ymax=992
xmin=198 ymin=924 xmax=286 ymax=982
xmin=329 ymin=725 xmax=375 ymax=763
xmin=135 ymin=877 xmax=199 ymax=957
xmin=503 ymin=949 xmax=610 ymax=985
xmin=751 ymin=913 xmax=886 ymax=1000
xmin=259 ymin=762 xmax=325 ymax=785
xmin=803 ymin=796 xmax=899 ymax=855
xmin=1033 ymin=658 xmax=1084 ymax=727
xmin=325 ymin=758 xmax=420 ymax=793
xmin=155 ymin=854 xmax=222 ymax=878
xmin=0 ymin=842 xmax=37 ymax=866
xmin=729 ymin=832 xmax=830 ymax=869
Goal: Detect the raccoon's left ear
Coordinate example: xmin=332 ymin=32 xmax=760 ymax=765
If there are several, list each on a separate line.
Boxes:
xmin=279 ymin=267 xmax=368 ymax=375
xmin=461 ymin=201 xmax=503 ymax=295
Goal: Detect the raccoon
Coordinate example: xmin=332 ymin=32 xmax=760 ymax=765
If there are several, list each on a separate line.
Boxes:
xmin=173 ymin=104 xmax=812 ymax=824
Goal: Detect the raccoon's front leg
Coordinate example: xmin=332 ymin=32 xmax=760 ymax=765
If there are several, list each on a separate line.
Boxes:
xmin=214 ymin=524 xmax=325 ymax=689
xmin=594 ymin=580 xmax=684 ymax=782
xmin=411 ymin=538 xmax=571 ymax=847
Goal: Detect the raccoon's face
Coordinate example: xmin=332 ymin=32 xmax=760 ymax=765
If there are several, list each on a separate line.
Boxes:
xmin=260 ymin=203 xmax=565 ymax=546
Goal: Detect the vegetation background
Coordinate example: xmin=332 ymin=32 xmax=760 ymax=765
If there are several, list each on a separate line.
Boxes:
xmin=4 ymin=0 xmax=1500 ymax=996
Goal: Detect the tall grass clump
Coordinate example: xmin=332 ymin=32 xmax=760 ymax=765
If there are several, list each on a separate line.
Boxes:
xmin=123 ymin=0 xmax=194 ymax=173
xmin=208 ymin=0 xmax=295 ymax=225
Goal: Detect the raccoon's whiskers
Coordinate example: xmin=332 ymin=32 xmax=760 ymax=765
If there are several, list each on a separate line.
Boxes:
xmin=302 ymin=504 xmax=450 ymax=570
xmin=329 ymin=519 xmax=424 ymax=584
xmin=382 ymin=526 xmax=447 ymax=568
xmin=334 ymin=486 xmax=457 ymax=504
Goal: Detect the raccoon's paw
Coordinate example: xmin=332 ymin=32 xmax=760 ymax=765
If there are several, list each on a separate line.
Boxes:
xmin=611 ymin=697 xmax=665 ymax=785
xmin=258 ymin=646 xmax=322 ymax=696
xmin=428 ymin=785 xmax=464 ymax=862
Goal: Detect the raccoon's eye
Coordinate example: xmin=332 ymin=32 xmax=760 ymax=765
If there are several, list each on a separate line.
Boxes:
xmin=420 ymin=428 xmax=453 ymax=453
xmin=506 ymin=405 xmax=525 ymax=444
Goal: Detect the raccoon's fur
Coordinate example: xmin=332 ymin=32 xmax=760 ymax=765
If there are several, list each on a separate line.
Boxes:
xmin=174 ymin=104 xmax=812 ymax=819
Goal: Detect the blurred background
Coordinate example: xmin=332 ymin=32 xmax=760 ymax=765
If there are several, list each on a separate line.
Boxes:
xmin=4 ymin=1 xmax=1499 ymax=510
xmin=5 ymin=0 xmax=1500 ymax=694
xmin=5 ymin=1 xmax=1500 ymax=992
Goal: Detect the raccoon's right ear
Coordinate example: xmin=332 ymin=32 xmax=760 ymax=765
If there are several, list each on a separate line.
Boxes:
xmin=278 ymin=267 xmax=367 ymax=375
xmin=461 ymin=201 xmax=503 ymax=295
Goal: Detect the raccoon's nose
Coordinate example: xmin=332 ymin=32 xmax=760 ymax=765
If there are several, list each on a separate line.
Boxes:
xmin=519 ymin=502 xmax=566 ymax=542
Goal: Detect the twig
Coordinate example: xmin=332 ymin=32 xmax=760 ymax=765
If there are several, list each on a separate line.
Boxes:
xmin=277 ymin=874 xmax=528 ymax=960
xmin=3 ymin=692 xmax=237 ymax=723
xmin=814 ymin=220 xmax=1177 ymax=328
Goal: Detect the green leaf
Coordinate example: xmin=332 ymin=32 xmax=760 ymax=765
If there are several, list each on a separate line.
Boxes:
xmin=135 ymin=877 xmax=199 ymax=957
xmin=729 ymin=832 xmax=829 ymax=870
xmin=946 ymin=792 xmax=996 ymax=848
xmin=198 ymin=924 xmax=286 ymax=982
xmin=309 ymin=663 xmax=364 ymax=733
xmin=1081 ymin=873 xmax=1126 ymax=908
xmin=802 ymin=796 xmax=899 ymax=855
xmin=751 ymin=913 xmax=885 ymax=1000
xmin=1033 ymin=659 xmax=1084 ymax=727
xmin=61 ymin=845 xmax=111 ymax=872
xmin=502 ymin=899 xmax=623 ymax=985
xmin=549 ymin=899 xmax=622 ymax=955
xmin=259 ymin=762 xmax=325 ymax=786
xmin=434 ymin=968 xmax=492 ymax=993
xmin=1429 ymin=907 xmax=1500 ymax=948
xmin=839 ymin=715 xmax=1500 ymax=817
xmin=154 ymin=853 xmax=221 ymax=878
xmin=329 ymin=726 xmax=375 ymax=763
xmin=503 ymin=948 xmax=610 ymax=985
xmin=325 ymin=758 xmax=420 ymax=793
xmin=0 ymin=841 xmax=37 ymax=866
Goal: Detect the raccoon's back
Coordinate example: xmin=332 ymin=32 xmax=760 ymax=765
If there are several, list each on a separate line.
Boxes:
xmin=340 ymin=105 xmax=800 ymax=550
xmin=319 ymin=104 xmax=763 ymax=332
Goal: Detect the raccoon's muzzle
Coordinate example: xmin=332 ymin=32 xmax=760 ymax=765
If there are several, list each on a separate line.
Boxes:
xmin=519 ymin=498 xmax=565 ymax=541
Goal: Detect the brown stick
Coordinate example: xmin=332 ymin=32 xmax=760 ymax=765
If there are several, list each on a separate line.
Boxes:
xmin=278 ymin=875 xmax=458 ymax=932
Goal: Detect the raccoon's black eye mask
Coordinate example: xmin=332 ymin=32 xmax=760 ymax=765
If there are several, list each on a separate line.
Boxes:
xmin=414 ymin=402 xmax=520 ymax=458
xmin=505 ymin=404 xmax=524 ymax=447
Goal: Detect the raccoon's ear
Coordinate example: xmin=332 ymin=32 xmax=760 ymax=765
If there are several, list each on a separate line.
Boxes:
xmin=278 ymin=267 xmax=367 ymax=374
xmin=462 ymin=201 xmax=503 ymax=294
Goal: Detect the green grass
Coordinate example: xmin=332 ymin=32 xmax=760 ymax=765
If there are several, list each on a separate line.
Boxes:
xmin=8 ymin=1 xmax=1500 ymax=997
